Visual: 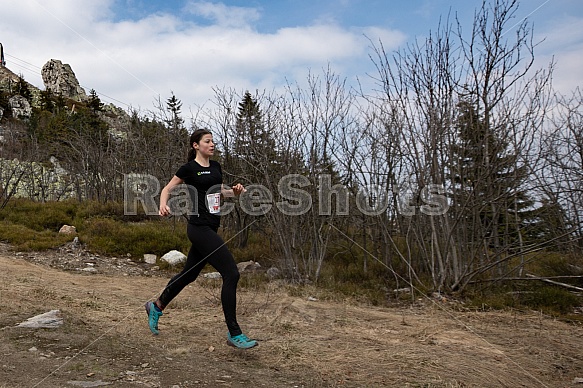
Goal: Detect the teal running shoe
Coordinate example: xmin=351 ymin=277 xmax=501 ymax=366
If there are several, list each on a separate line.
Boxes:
xmin=227 ymin=333 xmax=258 ymax=349
xmin=144 ymin=301 xmax=163 ymax=335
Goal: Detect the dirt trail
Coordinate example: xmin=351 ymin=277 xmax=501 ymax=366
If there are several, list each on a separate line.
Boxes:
xmin=1 ymin=252 xmax=582 ymax=388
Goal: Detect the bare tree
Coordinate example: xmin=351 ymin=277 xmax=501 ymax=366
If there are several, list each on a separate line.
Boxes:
xmin=538 ymin=89 xmax=583 ymax=253
xmin=366 ymin=0 xmax=553 ymax=291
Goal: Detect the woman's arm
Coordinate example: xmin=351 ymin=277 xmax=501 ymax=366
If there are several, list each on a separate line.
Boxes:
xmin=159 ymin=175 xmax=184 ymax=217
xmin=221 ymin=183 xmax=246 ymax=198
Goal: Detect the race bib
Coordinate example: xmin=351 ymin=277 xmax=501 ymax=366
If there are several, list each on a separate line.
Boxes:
xmin=206 ymin=193 xmax=221 ymax=214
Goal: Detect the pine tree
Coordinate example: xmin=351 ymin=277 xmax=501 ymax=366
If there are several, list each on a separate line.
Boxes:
xmin=39 ymin=90 xmax=55 ymax=113
xmin=165 ymin=92 xmax=184 ymax=133
xmin=0 ymin=90 xmax=9 ymax=116
xmin=15 ymin=74 xmax=32 ymax=102
xmin=227 ymin=91 xmax=279 ymax=248
xmin=87 ymin=89 xmax=104 ymax=113
xmin=233 ymin=91 xmax=277 ymax=171
xmin=449 ymin=99 xmax=533 ymax=255
xmin=54 ymin=93 xmax=67 ymax=114
xmin=163 ymin=93 xmax=187 ymax=180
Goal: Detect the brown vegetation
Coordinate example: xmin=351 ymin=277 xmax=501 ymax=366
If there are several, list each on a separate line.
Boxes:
xmin=1 ymin=245 xmax=583 ymax=387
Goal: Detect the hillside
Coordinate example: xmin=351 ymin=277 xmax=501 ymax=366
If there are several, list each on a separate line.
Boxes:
xmin=0 ymin=243 xmax=582 ymax=388
xmin=0 ymin=65 xmax=23 ymax=89
xmin=0 ymin=60 xmax=129 ymax=132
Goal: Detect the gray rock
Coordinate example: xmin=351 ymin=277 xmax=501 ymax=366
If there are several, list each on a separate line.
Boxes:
xmin=42 ymin=59 xmax=87 ymax=101
xmin=17 ymin=310 xmax=63 ymax=329
xmin=100 ymin=103 xmax=131 ymax=136
xmin=266 ymin=266 xmax=281 ymax=280
xmin=203 ymin=272 xmax=222 ymax=279
xmin=161 ymin=250 xmax=186 ymax=266
xmin=143 ymin=254 xmax=157 ymax=264
xmin=59 ymin=225 xmax=77 ymax=234
xmin=8 ymin=95 xmax=31 ymax=119
xmin=237 ymin=260 xmax=261 ymax=272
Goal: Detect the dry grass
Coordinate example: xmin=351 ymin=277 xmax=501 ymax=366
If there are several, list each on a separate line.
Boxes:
xmin=0 ymin=252 xmax=582 ymax=387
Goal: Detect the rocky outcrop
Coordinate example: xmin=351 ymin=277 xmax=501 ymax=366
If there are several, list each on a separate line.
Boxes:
xmin=100 ymin=103 xmax=130 ymax=141
xmin=0 ymin=65 xmax=21 ymax=92
xmin=41 ymin=59 xmax=87 ymax=101
xmin=8 ymin=95 xmax=31 ymax=119
xmin=1 ymin=59 xmax=131 ymax=138
xmin=0 ymin=66 xmax=40 ymax=110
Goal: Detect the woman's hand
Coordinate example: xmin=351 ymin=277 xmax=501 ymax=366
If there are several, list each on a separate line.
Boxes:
xmin=232 ymin=183 xmax=246 ymax=196
xmin=159 ymin=204 xmax=171 ymax=217
xmin=159 ymin=176 xmax=184 ymax=217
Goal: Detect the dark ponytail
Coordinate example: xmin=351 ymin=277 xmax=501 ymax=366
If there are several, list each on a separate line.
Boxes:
xmin=187 ymin=129 xmax=212 ymax=162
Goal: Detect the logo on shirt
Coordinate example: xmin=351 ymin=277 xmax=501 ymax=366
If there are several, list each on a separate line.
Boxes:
xmin=197 ymin=171 xmax=211 ymax=176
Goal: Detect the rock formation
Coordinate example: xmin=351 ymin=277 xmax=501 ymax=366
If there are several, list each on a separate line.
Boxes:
xmin=0 ymin=65 xmax=23 ymax=92
xmin=0 ymin=58 xmax=130 ymax=135
xmin=41 ymin=59 xmax=87 ymax=101
xmin=8 ymin=95 xmax=31 ymax=119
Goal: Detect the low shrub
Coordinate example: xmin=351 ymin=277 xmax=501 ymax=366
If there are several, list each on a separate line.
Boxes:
xmin=0 ymin=221 xmax=72 ymax=251
xmin=519 ymin=286 xmax=581 ymax=315
xmin=0 ymin=199 xmax=189 ymax=257
xmin=466 ymin=281 xmax=581 ymax=316
xmin=0 ymin=198 xmax=77 ymax=232
xmin=81 ymin=217 xmax=189 ymax=258
xmin=1 ymin=198 xmax=581 ymax=316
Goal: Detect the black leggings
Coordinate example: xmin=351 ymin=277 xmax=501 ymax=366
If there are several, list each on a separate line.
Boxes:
xmin=158 ymin=224 xmax=242 ymax=336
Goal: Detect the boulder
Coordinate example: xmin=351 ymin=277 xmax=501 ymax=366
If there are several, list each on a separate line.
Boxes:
xmin=266 ymin=266 xmax=281 ymax=280
xmin=237 ymin=260 xmax=261 ymax=273
xmin=143 ymin=254 xmax=157 ymax=264
xmin=16 ymin=310 xmax=63 ymax=329
xmin=161 ymin=250 xmax=186 ymax=266
xmin=203 ymin=272 xmax=221 ymax=279
xmin=59 ymin=224 xmax=77 ymax=234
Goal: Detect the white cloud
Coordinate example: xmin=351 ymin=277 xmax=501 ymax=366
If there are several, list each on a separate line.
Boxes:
xmin=535 ymin=15 xmax=583 ymax=96
xmin=183 ymin=1 xmax=261 ymax=28
xmin=0 ymin=0 xmax=407 ymax=113
xmin=534 ymin=15 xmax=583 ymax=49
xmin=5 ymin=0 xmax=577 ymax=117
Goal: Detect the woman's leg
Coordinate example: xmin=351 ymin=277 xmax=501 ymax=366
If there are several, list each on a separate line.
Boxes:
xmin=157 ymin=224 xmax=207 ymax=309
xmin=188 ymin=225 xmax=242 ymax=336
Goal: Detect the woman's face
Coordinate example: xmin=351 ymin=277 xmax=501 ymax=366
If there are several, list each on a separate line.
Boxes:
xmin=194 ymin=134 xmax=215 ymax=157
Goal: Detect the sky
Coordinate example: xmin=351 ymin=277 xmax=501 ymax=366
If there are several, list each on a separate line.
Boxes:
xmin=0 ymin=0 xmax=581 ymax=116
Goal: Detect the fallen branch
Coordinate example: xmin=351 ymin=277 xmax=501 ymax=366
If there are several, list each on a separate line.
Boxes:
xmin=467 ymin=275 xmax=583 ymax=284
xmin=525 ymin=273 xmax=583 ymax=292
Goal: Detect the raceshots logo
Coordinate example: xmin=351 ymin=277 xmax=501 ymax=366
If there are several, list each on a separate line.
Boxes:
xmin=123 ymin=173 xmax=449 ymax=217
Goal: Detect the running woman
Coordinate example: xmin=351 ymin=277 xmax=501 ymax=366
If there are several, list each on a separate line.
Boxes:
xmin=145 ymin=129 xmax=257 ymax=349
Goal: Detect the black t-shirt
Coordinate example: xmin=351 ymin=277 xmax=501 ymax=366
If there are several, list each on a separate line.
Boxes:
xmin=175 ymin=160 xmax=223 ymax=228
